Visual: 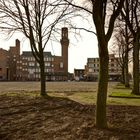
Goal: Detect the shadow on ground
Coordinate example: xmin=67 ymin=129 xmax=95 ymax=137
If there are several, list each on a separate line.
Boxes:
xmin=0 ymin=94 xmax=140 ymax=140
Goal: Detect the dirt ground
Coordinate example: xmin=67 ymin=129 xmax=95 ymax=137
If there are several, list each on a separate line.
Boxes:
xmin=0 ymin=94 xmax=140 ymax=140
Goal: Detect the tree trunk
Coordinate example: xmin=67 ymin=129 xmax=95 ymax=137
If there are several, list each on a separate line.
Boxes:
xmin=92 ymin=0 xmax=124 ymax=129
xmin=124 ymin=24 xmax=130 ymax=87
xmin=96 ymin=43 xmax=109 ymax=128
xmin=124 ymin=59 xmax=129 ymax=87
xmin=121 ymin=65 xmax=125 ymax=84
xmin=40 ymin=64 xmax=46 ymax=96
xmin=40 ymin=53 xmax=47 ymax=96
xmin=132 ymin=34 xmax=140 ymax=95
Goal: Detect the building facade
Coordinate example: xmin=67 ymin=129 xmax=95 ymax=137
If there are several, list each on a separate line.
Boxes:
xmin=0 ymin=48 xmax=9 ymax=80
xmin=85 ymin=54 xmax=122 ymax=81
xmin=0 ymin=27 xmax=69 ymax=81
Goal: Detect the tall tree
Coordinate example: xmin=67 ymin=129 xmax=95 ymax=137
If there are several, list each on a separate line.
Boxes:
xmin=121 ymin=0 xmax=140 ymax=95
xmin=0 ymin=0 xmax=70 ymax=96
xmin=111 ymin=22 xmax=132 ymax=87
xmin=124 ymin=23 xmax=131 ymax=87
xmin=64 ymin=0 xmax=124 ymax=128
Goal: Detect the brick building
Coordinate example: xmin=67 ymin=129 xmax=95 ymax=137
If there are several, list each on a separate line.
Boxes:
xmin=0 ymin=39 xmax=20 ymax=81
xmin=0 ymin=48 xmax=9 ymax=80
xmin=85 ymin=54 xmax=122 ymax=81
xmin=0 ymin=27 xmax=69 ymax=81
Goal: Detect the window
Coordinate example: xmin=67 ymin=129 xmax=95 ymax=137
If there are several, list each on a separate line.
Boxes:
xmin=111 ymin=59 xmax=114 ymax=62
xmin=31 ymin=57 xmax=35 ymax=61
xmin=36 ymin=63 xmax=39 ymax=66
xmin=29 ymin=62 xmax=35 ymax=66
xmin=45 ymin=69 xmax=49 ymax=72
xmin=45 ymin=62 xmax=50 ymax=67
xmin=89 ymin=68 xmax=93 ymax=72
xmin=60 ymin=62 xmax=63 ymax=68
xmin=111 ymin=69 xmax=114 ymax=72
xmin=48 ymin=57 xmax=52 ymax=61
xmin=111 ymin=64 xmax=114 ymax=67
xmin=36 ymin=68 xmax=40 ymax=72
xmin=28 ymin=68 xmax=35 ymax=74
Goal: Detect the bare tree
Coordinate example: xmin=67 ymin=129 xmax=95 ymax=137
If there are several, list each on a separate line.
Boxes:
xmin=0 ymin=0 xmax=70 ymax=96
xmin=121 ymin=0 xmax=140 ymax=95
xmin=111 ymin=22 xmax=133 ymax=87
xmin=63 ymin=0 xmax=124 ymax=128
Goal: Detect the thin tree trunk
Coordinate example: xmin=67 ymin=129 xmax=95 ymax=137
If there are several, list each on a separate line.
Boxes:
xmin=121 ymin=65 xmax=125 ymax=84
xmin=96 ymin=43 xmax=109 ymax=128
xmin=124 ymin=25 xmax=130 ymax=87
xmin=124 ymin=63 xmax=129 ymax=87
xmin=124 ymin=51 xmax=129 ymax=87
xmin=132 ymin=34 xmax=140 ymax=95
xmin=40 ymin=63 xmax=46 ymax=96
xmin=40 ymin=52 xmax=47 ymax=96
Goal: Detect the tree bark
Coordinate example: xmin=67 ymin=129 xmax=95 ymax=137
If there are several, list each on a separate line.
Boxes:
xmin=96 ymin=42 xmax=109 ymax=128
xmin=132 ymin=34 xmax=140 ymax=95
xmin=124 ymin=56 xmax=129 ymax=87
xmin=40 ymin=64 xmax=46 ymax=96
xmin=92 ymin=0 xmax=124 ymax=128
xmin=40 ymin=52 xmax=47 ymax=96
xmin=121 ymin=65 xmax=125 ymax=84
xmin=124 ymin=25 xmax=130 ymax=87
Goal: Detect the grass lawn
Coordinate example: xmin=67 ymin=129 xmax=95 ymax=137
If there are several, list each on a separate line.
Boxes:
xmin=48 ymin=82 xmax=140 ymax=106
xmin=107 ymin=83 xmax=140 ymax=106
xmin=0 ymin=81 xmax=140 ymax=106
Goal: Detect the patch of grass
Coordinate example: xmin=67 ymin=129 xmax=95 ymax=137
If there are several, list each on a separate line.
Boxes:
xmin=109 ymin=92 xmax=140 ymax=98
xmin=109 ymin=82 xmax=140 ymax=99
xmin=107 ymin=82 xmax=140 ymax=106
xmin=49 ymin=92 xmax=97 ymax=105
xmin=115 ymin=83 xmax=132 ymax=89
xmin=107 ymin=97 xmax=140 ymax=106
xmin=2 ymin=92 xmax=40 ymax=98
xmin=68 ymin=92 xmax=96 ymax=104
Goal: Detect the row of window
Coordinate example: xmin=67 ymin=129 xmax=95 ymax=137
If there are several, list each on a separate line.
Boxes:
xmin=88 ymin=64 xmax=99 ymax=67
xmin=18 ymin=62 xmax=54 ymax=67
xmin=88 ymin=68 xmax=121 ymax=73
xmin=21 ymin=68 xmax=54 ymax=73
xmin=88 ymin=58 xmax=99 ymax=63
xmin=88 ymin=58 xmax=119 ymax=63
xmin=22 ymin=57 xmax=54 ymax=61
xmin=17 ymin=62 xmax=63 ymax=70
xmin=88 ymin=63 xmax=120 ymax=68
xmin=88 ymin=68 xmax=99 ymax=73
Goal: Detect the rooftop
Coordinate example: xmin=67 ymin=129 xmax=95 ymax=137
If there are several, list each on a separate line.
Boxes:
xmin=22 ymin=51 xmax=52 ymax=57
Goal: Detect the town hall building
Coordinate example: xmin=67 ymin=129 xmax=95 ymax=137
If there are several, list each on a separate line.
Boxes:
xmin=0 ymin=27 xmax=69 ymax=81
